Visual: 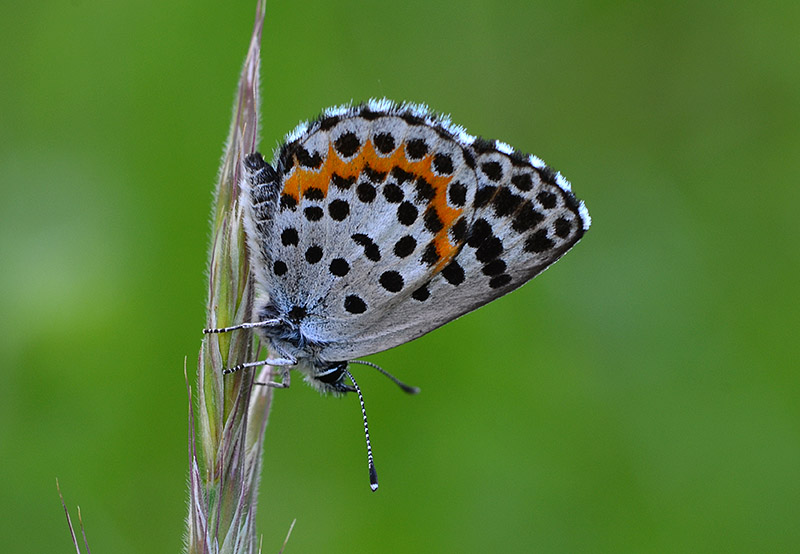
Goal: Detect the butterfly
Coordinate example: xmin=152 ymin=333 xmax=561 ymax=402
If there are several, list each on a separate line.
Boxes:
xmin=204 ymin=99 xmax=590 ymax=489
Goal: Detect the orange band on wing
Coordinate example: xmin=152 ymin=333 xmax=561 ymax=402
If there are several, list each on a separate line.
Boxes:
xmin=283 ymin=139 xmax=463 ymax=266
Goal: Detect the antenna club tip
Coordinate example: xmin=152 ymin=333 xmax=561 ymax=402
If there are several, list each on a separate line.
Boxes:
xmin=369 ymin=467 xmax=379 ymax=491
xmin=404 ymin=385 xmax=421 ymax=395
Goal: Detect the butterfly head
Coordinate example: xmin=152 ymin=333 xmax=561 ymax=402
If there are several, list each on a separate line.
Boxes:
xmin=304 ymin=360 xmax=354 ymax=395
xmin=250 ymin=299 xmax=354 ymax=395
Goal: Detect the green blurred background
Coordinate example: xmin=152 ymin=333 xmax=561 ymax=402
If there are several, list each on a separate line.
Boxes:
xmin=2 ymin=1 xmax=798 ymax=552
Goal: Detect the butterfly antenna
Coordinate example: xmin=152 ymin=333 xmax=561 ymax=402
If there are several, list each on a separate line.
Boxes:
xmin=348 ymin=360 xmax=420 ymax=395
xmin=341 ymin=367 xmax=379 ymax=492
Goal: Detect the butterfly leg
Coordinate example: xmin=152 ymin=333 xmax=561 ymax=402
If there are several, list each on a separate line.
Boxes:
xmin=202 ymin=319 xmax=281 ymax=334
xmin=254 ymin=366 xmax=292 ymax=389
xmin=221 ymin=350 xmax=297 ymax=382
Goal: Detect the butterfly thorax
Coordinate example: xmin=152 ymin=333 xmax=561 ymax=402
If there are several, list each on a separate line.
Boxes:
xmin=254 ymin=298 xmax=352 ymax=395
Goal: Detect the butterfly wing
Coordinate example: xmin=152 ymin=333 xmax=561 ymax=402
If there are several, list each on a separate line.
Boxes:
xmin=243 ymin=101 xmax=589 ymax=363
xmin=318 ymin=143 xmax=589 ymax=361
